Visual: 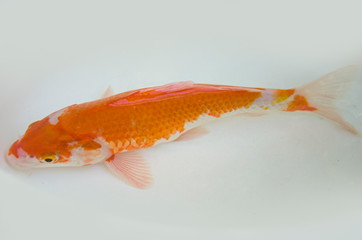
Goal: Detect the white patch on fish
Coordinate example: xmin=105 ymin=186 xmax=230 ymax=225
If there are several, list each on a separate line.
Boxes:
xmin=6 ymin=148 xmax=39 ymax=169
xmin=249 ymin=89 xmax=295 ymax=111
xmin=69 ymin=138 xmax=113 ymax=166
xmin=48 ymin=107 xmax=68 ymax=125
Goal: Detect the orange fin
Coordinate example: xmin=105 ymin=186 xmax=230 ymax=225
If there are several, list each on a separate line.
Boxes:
xmin=175 ymin=126 xmax=209 ymax=141
xmin=298 ymin=65 xmax=359 ymax=135
xmin=105 ymin=151 xmax=153 ymax=189
xmin=101 ymin=86 xmax=115 ymax=98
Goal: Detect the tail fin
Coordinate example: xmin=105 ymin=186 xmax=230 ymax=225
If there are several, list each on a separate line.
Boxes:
xmin=298 ymin=65 xmax=359 ymax=135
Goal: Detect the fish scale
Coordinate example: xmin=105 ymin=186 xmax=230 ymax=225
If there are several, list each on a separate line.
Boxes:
xmin=60 ymin=86 xmax=264 ymax=153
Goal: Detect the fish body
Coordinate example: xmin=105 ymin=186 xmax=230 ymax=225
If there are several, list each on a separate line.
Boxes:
xmin=6 ymin=66 xmax=359 ymax=189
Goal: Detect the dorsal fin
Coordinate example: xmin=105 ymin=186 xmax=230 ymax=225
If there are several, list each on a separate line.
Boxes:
xmin=108 ymin=81 xmax=263 ymax=107
xmin=146 ymin=81 xmax=194 ymax=93
xmin=110 ymin=81 xmax=195 ymax=106
xmin=101 ymin=86 xmax=115 ymax=99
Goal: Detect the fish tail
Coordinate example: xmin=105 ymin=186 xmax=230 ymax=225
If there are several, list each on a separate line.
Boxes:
xmin=292 ymin=65 xmax=359 ymax=135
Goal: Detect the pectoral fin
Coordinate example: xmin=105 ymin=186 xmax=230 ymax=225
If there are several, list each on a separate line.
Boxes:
xmin=105 ymin=151 xmax=153 ymax=189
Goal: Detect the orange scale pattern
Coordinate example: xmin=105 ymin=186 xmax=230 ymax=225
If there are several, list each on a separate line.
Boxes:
xmin=59 ymin=85 xmax=263 ymax=154
xmin=286 ymin=94 xmax=317 ymax=112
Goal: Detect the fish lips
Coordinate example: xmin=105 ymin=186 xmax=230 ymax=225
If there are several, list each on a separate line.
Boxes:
xmin=6 ymin=144 xmax=39 ymax=169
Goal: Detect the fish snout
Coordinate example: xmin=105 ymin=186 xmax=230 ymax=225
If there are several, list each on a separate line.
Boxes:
xmin=6 ymin=141 xmax=36 ymax=169
xmin=5 ymin=153 xmax=26 ymax=169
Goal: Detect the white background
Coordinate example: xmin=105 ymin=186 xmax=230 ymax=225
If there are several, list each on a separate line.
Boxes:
xmin=0 ymin=0 xmax=362 ymax=239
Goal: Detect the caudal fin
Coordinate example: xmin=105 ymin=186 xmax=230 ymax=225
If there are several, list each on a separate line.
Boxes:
xmin=298 ymin=65 xmax=359 ymax=135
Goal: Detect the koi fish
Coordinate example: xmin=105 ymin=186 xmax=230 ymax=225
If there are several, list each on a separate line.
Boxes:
xmin=6 ymin=66 xmax=359 ymax=189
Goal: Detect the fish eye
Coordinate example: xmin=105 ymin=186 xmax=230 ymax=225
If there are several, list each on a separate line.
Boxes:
xmin=40 ymin=154 xmax=58 ymax=163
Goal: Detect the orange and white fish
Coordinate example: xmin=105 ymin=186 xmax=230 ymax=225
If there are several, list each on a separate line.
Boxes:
xmin=6 ymin=66 xmax=359 ymax=189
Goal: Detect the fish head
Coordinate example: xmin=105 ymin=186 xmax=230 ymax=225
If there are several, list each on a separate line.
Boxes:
xmin=6 ymin=110 xmax=112 ymax=169
xmin=6 ymin=115 xmax=76 ymax=169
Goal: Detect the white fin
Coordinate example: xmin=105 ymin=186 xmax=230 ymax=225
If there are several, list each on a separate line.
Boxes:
xmin=101 ymin=86 xmax=115 ymax=98
xmin=105 ymin=151 xmax=153 ymax=189
xmin=175 ymin=126 xmax=209 ymax=141
xmin=298 ymin=65 xmax=359 ymax=135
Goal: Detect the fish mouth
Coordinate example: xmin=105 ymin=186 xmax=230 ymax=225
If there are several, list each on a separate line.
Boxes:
xmin=5 ymin=149 xmax=39 ymax=170
xmin=6 ymin=154 xmax=28 ymax=169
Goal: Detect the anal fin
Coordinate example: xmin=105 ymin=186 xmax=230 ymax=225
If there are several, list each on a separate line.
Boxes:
xmin=105 ymin=151 xmax=153 ymax=189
